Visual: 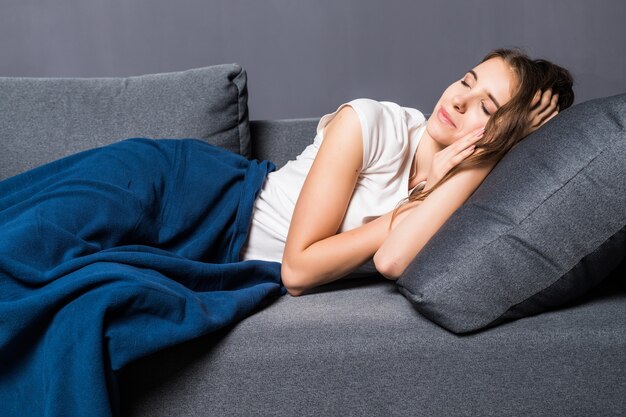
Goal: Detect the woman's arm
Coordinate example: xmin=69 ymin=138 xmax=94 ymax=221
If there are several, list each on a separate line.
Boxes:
xmin=373 ymin=162 xmax=496 ymax=279
xmin=281 ymin=106 xmax=389 ymax=296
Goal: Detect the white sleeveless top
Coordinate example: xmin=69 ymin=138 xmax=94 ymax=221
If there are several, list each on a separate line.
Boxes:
xmin=240 ymin=98 xmax=427 ymax=275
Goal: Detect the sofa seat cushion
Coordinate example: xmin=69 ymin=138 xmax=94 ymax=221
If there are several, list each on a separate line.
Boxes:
xmin=118 ymin=267 xmax=626 ymax=417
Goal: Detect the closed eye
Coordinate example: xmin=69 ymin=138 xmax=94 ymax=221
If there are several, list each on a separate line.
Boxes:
xmin=460 ymin=79 xmax=491 ymax=116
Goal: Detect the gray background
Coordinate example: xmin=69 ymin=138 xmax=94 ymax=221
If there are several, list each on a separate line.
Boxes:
xmin=1 ymin=0 xmax=625 ymax=120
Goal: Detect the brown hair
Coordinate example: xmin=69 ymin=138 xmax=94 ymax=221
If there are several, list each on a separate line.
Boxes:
xmin=390 ymin=47 xmax=575 ymax=225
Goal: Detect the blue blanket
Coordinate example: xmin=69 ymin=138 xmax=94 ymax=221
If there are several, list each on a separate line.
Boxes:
xmin=0 ymin=138 xmax=286 ymax=416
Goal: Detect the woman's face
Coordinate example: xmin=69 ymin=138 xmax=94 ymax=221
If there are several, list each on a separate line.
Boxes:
xmin=426 ymin=57 xmax=517 ymax=147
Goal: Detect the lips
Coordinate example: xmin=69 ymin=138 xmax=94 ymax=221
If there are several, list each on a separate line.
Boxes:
xmin=438 ymin=107 xmax=456 ymax=128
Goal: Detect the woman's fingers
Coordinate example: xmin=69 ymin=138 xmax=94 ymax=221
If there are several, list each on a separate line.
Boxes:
xmin=529 ymin=89 xmax=559 ymax=128
xmin=445 ymin=128 xmax=482 ymax=164
xmin=431 ymin=128 xmax=482 ymax=182
xmin=535 ymin=92 xmax=559 ymax=125
xmin=530 ymin=89 xmax=543 ymax=109
xmin=540 ymin=88 xmax=553 ymax=107
xmin=451 ymin=143 xmax=477 ymax=165
xmin=530 ymin=89 xmax=551 ymax=117
xmin=543 ymin=104 xmax=560 ymax=124
xmin=449 ymin=128 xmax=482 ymax=154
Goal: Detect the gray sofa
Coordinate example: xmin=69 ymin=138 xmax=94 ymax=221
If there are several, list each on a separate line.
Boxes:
xmin=1 ymin=64 xmax=624 ymax=417
xmin=119 ymin=120 xmax=626 ymax=417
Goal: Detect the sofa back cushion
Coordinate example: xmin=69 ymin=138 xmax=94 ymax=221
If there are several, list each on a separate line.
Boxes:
xmin=250 ymin=118 xmax=319 ymax=168
xmin=0 ymin=64 xmax=250 ymax=181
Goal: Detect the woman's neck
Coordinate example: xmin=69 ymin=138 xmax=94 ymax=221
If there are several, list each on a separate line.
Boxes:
xmin=409 ymin=127 xmax=444 ymax=189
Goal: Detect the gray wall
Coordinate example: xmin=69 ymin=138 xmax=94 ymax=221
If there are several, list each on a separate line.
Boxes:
xmin=1 ymin=0 xmax=625 ymax=120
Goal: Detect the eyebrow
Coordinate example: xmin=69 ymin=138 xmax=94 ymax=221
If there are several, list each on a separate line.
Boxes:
xmin=468 ymin=69 xmax=501 ymax=109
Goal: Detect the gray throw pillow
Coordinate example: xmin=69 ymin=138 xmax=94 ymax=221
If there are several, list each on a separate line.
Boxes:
xmin=0 ymin=63 xmax=250 ymax=181
xmin=396 ymin=93 xmax=626 ymax=334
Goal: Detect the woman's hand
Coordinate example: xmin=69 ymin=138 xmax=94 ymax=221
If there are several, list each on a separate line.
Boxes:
xmin=523 ymin=88 xmax=560 ymax=137
xmin=424 ymin=127 xmax=484 ymax=188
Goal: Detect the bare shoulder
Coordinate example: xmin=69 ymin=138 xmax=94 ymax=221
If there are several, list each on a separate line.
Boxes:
xmin=322 ymin=105 xmax=361 ymax=139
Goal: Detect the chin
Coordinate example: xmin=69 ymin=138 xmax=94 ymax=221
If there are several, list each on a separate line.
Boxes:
xmin=426 ymin=120 xmax=453 ymax=148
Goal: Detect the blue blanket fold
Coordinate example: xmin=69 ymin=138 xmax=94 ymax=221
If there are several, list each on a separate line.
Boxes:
xmin=0 ymin=138 xmax=286 ymax=417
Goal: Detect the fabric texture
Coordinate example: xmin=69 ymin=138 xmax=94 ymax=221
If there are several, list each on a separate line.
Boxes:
xmin=0 ymin=63 xmax=251 ymax=181
xmin=120 ymin=266 xmax=626 ymax=417
xmin=240 ymin=98 xmax=427 ymax=272
xmin=396 ymin=93 xmax=626 ymax=334
xmin=0 ymin=138 xmax=285 ymax=417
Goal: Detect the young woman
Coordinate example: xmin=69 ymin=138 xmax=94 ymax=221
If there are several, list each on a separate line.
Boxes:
xmin=240 ymin=47 xmax=574 ymax=296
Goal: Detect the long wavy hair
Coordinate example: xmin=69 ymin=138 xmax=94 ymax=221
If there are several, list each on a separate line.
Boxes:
xmin=390 ymin=47 xmax=575 ymax=225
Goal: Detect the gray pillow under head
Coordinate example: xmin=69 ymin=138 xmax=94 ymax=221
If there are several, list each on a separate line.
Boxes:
xmin=396 ymin=93 xmax=626 ymax=334
xmin=0 ymin=63 xmax=250 ymax=181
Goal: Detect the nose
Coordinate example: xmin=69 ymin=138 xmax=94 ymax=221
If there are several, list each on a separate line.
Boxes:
xmin=451 ymin=93 xmax=467 ymax=113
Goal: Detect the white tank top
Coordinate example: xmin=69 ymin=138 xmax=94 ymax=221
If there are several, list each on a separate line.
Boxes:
xmin=240 ymin=98 xmax=427 ymax=275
